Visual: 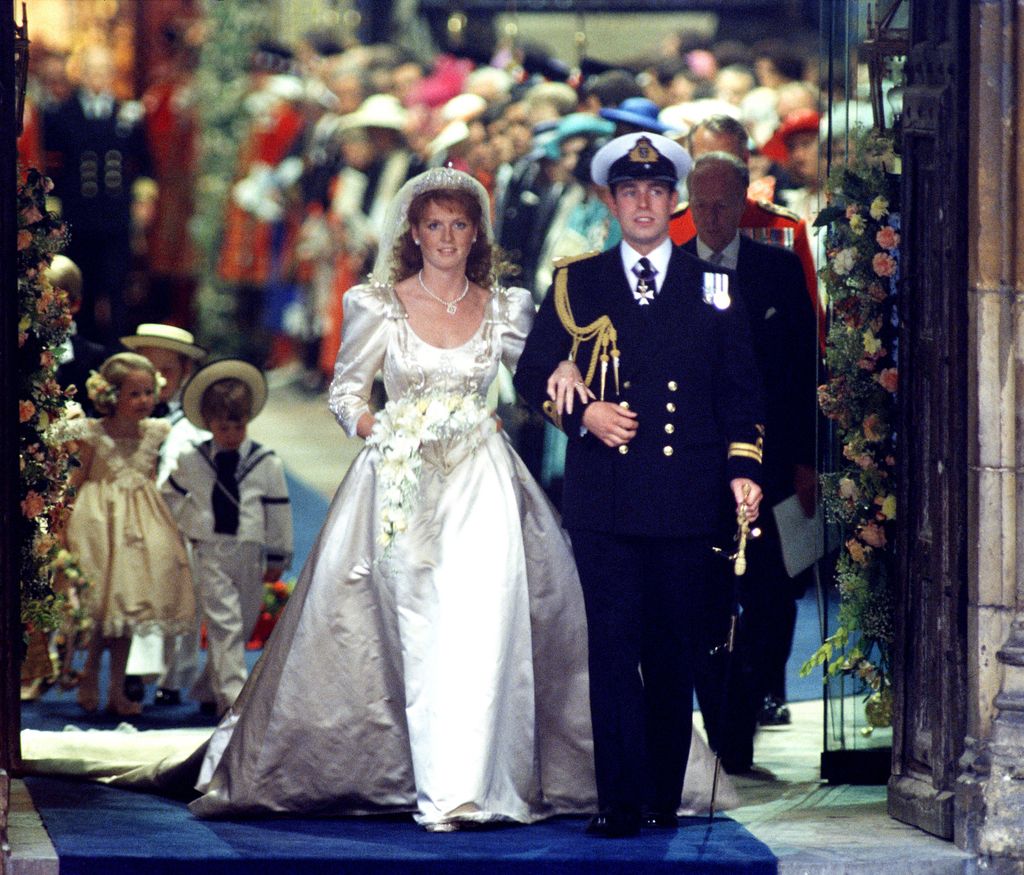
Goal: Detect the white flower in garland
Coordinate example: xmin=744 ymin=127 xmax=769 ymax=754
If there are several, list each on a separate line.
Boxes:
xmin=367 ymin=389 xmax=493 ymax=549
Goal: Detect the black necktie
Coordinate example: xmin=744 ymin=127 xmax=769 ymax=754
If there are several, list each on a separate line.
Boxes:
xmin=213 ymin=450 xmax=240 ymax=535
xmin=632 ymin=257 xmax=658 ymax=305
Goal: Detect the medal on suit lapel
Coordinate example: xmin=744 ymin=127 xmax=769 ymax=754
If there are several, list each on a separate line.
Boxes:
xmin=702 ymin=271 xmax=731 ymax=310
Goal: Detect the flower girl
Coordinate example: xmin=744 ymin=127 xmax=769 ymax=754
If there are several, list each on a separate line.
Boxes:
xmin=62 ymin=352 xmax=195 ymax=716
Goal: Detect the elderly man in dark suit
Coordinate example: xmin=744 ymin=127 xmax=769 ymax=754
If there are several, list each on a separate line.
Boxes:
xmin=515 ymin=132 xmax=765 ymax=837
xmin=682 ymin=151 xmax=819 ymax=771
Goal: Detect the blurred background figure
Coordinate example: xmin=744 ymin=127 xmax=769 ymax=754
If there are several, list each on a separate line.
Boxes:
xmin=215 ymin=40 xmax=307 ymax=366
xmin=142 ymin=23 xmax=202 ymax=329
xmin=49 ymin=255 xmax=112 ymax=419
xmin=43 ymin=43 xmax=155 ymax=344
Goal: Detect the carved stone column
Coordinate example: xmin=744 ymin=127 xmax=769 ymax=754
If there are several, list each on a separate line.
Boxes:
xmin=954 ymin=0 xmax=1024 ymax=858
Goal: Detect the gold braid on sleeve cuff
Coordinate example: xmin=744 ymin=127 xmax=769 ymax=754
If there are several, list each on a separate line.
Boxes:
xmin=728 ymin=441 xmax=763 ymax=464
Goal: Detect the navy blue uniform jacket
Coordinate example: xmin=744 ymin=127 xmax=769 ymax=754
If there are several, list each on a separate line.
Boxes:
xmin=514 ymin=245 xmax=765 ymax=538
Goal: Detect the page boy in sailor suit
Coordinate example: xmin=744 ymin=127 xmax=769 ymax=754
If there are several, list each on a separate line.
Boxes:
xmin=163 ymin=359 xmax=293 ymax=717
xmin=515 ymin=132 xmax=765 ymax=837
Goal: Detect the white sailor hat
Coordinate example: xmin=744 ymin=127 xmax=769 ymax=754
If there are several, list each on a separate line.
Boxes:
xmin=590 ymin=131 xmax=693 ymax=187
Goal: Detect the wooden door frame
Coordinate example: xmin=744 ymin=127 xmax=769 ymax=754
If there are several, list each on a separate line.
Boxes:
xmin=2 ymin=3 xmax=25 ymax=801
xmin=887 ymin=0 xmax=971 ymax=842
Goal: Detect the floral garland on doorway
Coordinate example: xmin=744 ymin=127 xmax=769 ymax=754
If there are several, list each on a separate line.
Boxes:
xmin=802 ymin=129 xmax=900 ymax=729
xmin=16 ymin=169 xmax=81 ymax=636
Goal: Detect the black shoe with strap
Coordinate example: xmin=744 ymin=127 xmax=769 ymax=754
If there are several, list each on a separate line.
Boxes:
xmin=641 ymin=810 xmax=679 ymax=829
xmin=153 ymin=687 xmax=181 ymax=706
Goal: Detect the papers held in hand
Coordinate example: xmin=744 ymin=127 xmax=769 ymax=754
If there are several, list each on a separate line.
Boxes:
xmin=772 ymin=494 xmax=824 ymax=578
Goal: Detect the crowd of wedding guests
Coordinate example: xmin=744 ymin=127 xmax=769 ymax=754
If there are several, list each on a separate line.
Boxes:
xmin=18 ymin=23 xmax=857 ymax=382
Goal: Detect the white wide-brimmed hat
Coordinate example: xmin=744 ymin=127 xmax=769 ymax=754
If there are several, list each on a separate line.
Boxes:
xmin=121 ymin=324 xmax=207 ymax=361
xmin=338 ymin=93 xmax=409 ymax=132
xmin=181 ymin=359 xmax=268 ymax=429
xmin=427 ymin=120 xmax=470 ymax=158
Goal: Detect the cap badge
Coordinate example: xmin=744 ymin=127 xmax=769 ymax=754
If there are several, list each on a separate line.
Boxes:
xmin=628 ymin=137 xmax=662 ymax=165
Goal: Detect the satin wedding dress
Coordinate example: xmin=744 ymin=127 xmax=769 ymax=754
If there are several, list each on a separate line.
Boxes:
xmin=190 ymin=282 xmax=598 ymax=825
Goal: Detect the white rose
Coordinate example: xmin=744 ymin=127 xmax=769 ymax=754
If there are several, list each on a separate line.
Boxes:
xmin=832 ymin=248 xmax=858 ymax=276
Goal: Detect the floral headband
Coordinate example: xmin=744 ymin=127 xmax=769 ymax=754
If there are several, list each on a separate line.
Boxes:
xmin=85 ymin=369 xmax=167 ymax=411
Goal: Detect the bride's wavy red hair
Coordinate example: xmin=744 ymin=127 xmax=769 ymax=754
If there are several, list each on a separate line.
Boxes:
xmin=392 ymin=189 xmax=494 ymax=287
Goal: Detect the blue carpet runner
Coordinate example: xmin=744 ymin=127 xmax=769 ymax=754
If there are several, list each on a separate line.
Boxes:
xmin=24 ymin=775 xmax=777 ymax=874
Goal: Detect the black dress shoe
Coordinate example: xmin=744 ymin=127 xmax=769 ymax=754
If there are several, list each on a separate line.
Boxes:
xmin=123 ymin=675 xmax=145 ymax=703
xmin=642 ymin=810 xmax=679 ymax=829
xmin=722 ymin=757 xmax=754 ymax=775
xmin=585 ymin=811 xmax=641 ymax=838
xmin=153 ymin=688 xmax=181 ymax=706
xmin=757 ymin=695 xmax=792 ymax=726
xmin=198 ymin=701 xmax=218 ymax=716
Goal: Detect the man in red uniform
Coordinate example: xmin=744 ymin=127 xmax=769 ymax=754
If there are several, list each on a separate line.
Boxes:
xmin=217 ymin=41 xmax=307 ymax=364
xmin=669 ymin=114 xmax=825 ymax=351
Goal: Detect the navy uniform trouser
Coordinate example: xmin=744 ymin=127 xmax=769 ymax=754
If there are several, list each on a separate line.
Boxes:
xmin=568 ymin=528 xmax=713 ymax=815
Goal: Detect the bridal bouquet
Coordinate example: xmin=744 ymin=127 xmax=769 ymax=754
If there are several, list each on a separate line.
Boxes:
xmin=367 ymin=390 xmax=493 ymax=548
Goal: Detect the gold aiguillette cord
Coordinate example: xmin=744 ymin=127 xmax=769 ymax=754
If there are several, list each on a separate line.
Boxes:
xmin=554 ymin=268 xmax=620 ymax=400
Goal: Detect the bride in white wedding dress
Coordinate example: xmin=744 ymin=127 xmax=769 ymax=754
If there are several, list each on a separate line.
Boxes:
xmin=189 ymin=167 xmax=599 ymax=828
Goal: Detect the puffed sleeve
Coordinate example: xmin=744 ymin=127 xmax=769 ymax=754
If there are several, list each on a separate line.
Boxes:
xmin=497 ymin=286 xmax=535 ymax=374
xmin=142 ymin=417 xmax=172 ymax=446
xmin=326 ymin=284 xmax=397 ymax=437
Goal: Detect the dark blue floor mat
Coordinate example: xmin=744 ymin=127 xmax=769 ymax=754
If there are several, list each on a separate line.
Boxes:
xmin=25 ymin=775 xmax=777 ymax=875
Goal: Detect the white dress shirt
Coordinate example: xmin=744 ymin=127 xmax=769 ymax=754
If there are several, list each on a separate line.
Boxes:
xmin=618 ymin=237 xmax=674 ymax=296
xmin=696 ymin=232 xmax=742 ymax=271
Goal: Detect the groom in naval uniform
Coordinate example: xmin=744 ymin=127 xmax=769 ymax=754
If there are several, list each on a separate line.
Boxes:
xmin=515 ymin=132 xmax=766 ymax=837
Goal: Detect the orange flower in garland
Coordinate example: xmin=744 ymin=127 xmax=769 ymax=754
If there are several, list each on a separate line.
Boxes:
xmin=17 ymin=167 xmax=79 ymax=635
xmin=803 ymin=129 xmax=899 ymax=723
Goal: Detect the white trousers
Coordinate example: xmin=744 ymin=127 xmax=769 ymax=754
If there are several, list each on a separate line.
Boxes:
xmin=159 ymin=542 xmax=202 ymax=692
xmin=189 ymin=538 xmax=264 ymax=713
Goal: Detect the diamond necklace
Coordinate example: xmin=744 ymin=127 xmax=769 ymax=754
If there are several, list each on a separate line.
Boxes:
xmin=418 ymin=270 xmax=470 ymax=315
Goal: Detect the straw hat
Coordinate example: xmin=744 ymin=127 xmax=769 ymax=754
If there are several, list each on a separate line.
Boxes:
xmin=181 ymin=359 xmax=268 ymax=429
xmin=121 ymin=324 xmax=207 ymax=361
